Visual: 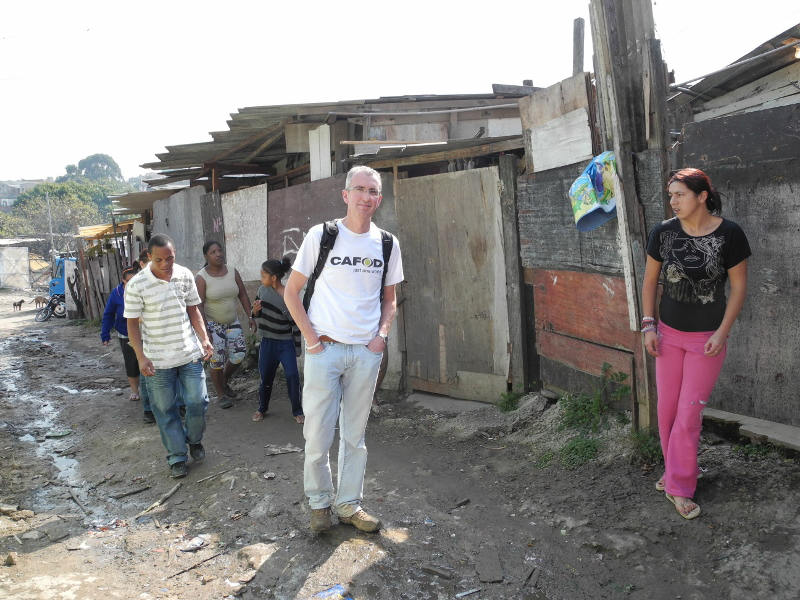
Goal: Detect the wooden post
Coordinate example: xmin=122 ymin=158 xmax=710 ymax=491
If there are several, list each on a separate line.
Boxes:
xmin=77 ymin=239 xmax=95 ymax=321
xmin=573 ymin=17 xmax=585 ymax=76
xmin=498 ymin=155 xmax=527 ymax=392
xmin=590 ymin=0 xmax=665 ymax=430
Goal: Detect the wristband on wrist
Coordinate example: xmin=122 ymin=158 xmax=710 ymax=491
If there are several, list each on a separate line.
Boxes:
xmin=306 ymin=341 xmax=321 ymax=350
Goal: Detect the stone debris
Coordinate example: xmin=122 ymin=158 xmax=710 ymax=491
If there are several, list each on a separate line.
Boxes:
xmin=10 ymin=510 xmax=35 ymax=521
xmin=0 ymin=504 xmax=18 ymax=515
xmin=237 ymin=569 xmax=257 ymax=583
xmin=476 ymin=546 xmax=503 ymax=583
xmin=540 ymin=388 xmax=560 ymax=401
xmin=3 ymin=552 xmax=17 ymax=566
xmin=264 ymin=444 xmax=302 ymax=456
xmin=237 ymin=542 xmax=278 ymax=570
xmin=180 ymin=535 xmax=209 ymax=552
xmin=421 ymin=564 xmax=454 ymax=579
xmin=21 ymin=530 xmax=42 ymax=541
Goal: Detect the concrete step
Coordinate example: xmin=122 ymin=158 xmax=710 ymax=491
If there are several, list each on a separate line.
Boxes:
xmin=704 ymin=408 xmax=800 ymax=452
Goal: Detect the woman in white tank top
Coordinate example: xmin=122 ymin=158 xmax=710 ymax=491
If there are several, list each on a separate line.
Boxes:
xmin=196 ymin=240 xmax=254 ymax=408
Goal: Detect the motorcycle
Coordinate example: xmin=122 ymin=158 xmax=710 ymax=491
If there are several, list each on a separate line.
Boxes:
xmin=34 ymin=294 xmax=67 ymax=322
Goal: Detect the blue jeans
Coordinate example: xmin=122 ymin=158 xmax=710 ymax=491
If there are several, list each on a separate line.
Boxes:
xmin=148 ymin=360 xmax=209 ymax=465
xmin=140 ymin=374 xmax=185 ymax=414
xmin=258 ymin=338 xmax=302 ymax=416
xmin=302 ymin=342 xmax=383 ymax=516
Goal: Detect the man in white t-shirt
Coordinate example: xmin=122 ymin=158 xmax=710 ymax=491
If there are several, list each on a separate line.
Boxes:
xmin=285 ymin=165 xmax=404 ymax=533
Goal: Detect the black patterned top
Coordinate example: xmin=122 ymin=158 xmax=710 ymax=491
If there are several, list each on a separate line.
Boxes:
xmin=646 ymin=217 xmax=751 ymax=332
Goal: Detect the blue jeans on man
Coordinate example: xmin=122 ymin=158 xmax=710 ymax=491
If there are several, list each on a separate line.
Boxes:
xmin=302 ymin=342 xmax=383 ymax=517
xmin=148 ymin=360 xmax=209 ymax=465
xmin=141 ymin=374 xmax=185 ymax=415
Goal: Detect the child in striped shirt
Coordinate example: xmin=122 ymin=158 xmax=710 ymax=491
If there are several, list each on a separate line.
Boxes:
xmin=251 ymin=257 xmax=303 ymax=423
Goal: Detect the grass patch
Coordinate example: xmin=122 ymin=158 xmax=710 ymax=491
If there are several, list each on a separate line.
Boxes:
xmin=534 ymin=450 xmax=555 ymax=469
xmin=559 ymin=391 xmax=609 ymax=432
xmin=629 ymin=428 xmax=662 ymax=465
xmin=559 ymin=363 xmax=630 ymax=433
xmin=734 ymin=442 xmax=773 ymax=459
xmin=559 ymin=436 xmax=599 ymax=469
xmin=496 ymin=390 xmax=523 ymax=412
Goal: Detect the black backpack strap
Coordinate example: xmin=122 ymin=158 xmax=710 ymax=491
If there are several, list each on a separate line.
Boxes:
xmin=302 ymin=220 xmax=339 ymax=311
xmin=379 ymin=229 xmax=393 ymax=302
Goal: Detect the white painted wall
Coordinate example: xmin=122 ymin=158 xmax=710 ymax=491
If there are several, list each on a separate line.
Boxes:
xmin=0 ymin=247 xmax=29 ymax=289
xmin=221 ymin=184 xmax=269 ymax=281
xmin=152 ymin=186 xmax=206 ymax=273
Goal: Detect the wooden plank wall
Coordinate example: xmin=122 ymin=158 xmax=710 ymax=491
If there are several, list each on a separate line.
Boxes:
xmin=519 ymin=72 xmax=594 ymax=173
xmin=517 ymin=160 xmax=666 ymax=398
xmin=682 ymin=103 xmax=800 ymax=426
xmin=200 ymin=191 xmax=226 ymax=253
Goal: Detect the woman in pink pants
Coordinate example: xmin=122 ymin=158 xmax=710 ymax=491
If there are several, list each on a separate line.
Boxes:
xmin=642 ymin=168 xmax=750 ymax=519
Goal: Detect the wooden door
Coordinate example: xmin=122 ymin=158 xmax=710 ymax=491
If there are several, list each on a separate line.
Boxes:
xmin=396 ymin=167 xmax=510 ymax=402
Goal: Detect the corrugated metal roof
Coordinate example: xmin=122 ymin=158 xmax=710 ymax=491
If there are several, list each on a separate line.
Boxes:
xmin=140 ymin=93 xmax=526 ymax=189
xmin=670 ymin=24 xmax=800 ymax=106
xmin=78 ymin=219 xmax=139 ymax=240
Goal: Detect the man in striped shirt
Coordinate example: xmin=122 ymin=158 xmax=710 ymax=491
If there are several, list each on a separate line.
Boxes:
xmin=125 ymin=234 xmax=213 ymax=479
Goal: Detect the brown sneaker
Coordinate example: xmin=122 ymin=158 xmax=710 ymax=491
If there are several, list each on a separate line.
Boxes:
xmin=310 ymin=507 xmax=332 ymax=532
xmin=338 ymin=508 xmax=382 ymax=533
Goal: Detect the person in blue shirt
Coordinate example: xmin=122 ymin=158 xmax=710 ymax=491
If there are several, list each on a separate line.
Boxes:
xmin=101 ymin=265 xmax=156 ymax=423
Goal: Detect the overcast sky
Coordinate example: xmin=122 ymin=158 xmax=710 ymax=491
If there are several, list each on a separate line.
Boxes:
xmin=2 ymin=0 xmax=798 ymax=181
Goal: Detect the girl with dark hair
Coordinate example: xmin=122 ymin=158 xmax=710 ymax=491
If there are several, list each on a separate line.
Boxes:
xmin=251 ymin=256 xmax=303 ymax=423
xmin=642 ymin=168 xmax=751 ymax=520
xmin=196 ymin=241 xmax=254 ymax=408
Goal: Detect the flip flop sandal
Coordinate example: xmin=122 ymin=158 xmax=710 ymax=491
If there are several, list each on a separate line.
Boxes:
xmin=665 ymin=493 xmax=701 ymax=520
xmin=129 ymin=393 xmax=140 ymax=402
xmin=251 ymin=411 xmax=265 ymax=422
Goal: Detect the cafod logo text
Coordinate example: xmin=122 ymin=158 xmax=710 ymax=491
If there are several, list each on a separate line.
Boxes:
xmin=330 ymin=256 xmax=383 ymax=268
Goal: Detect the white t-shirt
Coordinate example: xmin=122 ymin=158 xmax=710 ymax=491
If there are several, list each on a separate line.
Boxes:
xmin=293 ymin=220 xmax=404 ymax=344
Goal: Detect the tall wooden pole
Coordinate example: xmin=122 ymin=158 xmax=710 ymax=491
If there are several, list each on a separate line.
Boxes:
xmin=590 ymin=0 xmax=667 ymax=429
xmin=573 ymin=17 xmax=585 ymax=76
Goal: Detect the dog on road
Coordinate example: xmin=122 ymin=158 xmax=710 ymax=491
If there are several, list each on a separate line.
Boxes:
xmin=34 ymin=295 xmax=47 ymax=308
xmin=13 ymin=299 xmax=25 ymax=311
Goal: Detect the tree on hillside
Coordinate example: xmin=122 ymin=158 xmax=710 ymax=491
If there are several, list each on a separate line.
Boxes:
xmin=57 ymin=153 xmax=126 ymax=184
xmin=78 ymin=153 xmax=124 ymax=181
xmin=10 ymin=181 xmax=107 ymax=252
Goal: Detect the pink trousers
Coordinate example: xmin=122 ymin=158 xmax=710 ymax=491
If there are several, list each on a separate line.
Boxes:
xmin=656 ymin=322 xmax=726 ymax=498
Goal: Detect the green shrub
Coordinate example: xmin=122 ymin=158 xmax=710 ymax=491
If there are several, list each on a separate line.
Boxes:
xmin=496 ymin=390 xmax=523 ymax=412
xmin=559 ymin=436 xmax=599 ymax=469
xmin=629 ymin=428 xmax=662 ymax=465
xmin=559 ymin=363 xmax=631 ymax=433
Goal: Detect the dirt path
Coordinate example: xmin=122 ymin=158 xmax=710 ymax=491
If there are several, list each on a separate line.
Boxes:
xmin=1 ymin=288 xmax=799 ymax=600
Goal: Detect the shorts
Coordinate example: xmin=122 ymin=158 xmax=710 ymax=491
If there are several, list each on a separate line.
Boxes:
xmin=207 ymin=319 xmax=247 ymax=369
xmin=118 ymin=337 xmax=140 ymax=378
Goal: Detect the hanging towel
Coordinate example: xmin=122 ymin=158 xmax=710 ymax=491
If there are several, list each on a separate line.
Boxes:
xmin=568 ymin=150 xmax=618 ymax=232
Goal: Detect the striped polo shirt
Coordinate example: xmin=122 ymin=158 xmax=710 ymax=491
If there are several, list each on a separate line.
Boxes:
xmin=123 ymin=263 xmax=204 ymax=369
